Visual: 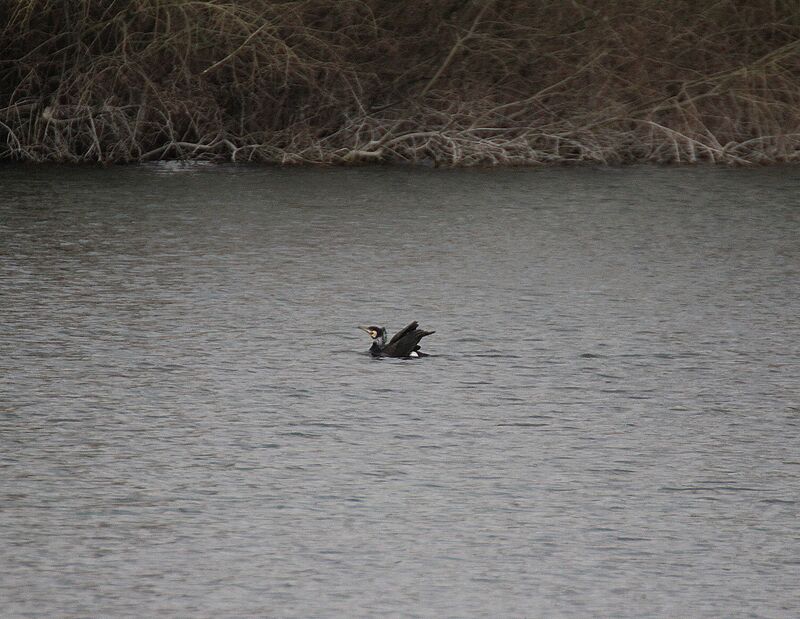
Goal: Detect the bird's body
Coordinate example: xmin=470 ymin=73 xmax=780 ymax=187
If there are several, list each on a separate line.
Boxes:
xmin=359 ymin=322 xmax=435 ymax=358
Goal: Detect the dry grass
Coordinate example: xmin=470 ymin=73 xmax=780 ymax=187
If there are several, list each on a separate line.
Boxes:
xmin=1 ymin=0 xmax=799 ymax=165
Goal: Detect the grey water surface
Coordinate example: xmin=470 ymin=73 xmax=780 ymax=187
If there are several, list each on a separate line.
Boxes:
xmin=1 ymin=164 xmax=799 ymax=617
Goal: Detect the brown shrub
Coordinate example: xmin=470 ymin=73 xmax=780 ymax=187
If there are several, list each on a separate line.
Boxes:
xmin=1 ymin=0 xmax=799 ymax=164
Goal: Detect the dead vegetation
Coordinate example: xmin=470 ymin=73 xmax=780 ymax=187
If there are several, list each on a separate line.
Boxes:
xmin=1 ymin=0 xmax=799 ymax=165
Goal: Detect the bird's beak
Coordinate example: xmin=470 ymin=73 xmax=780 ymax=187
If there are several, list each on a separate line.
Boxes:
xmin=358 ymin=325 xmax=371 ymax=335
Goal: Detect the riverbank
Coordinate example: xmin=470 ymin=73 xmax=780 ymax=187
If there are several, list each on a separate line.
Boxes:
xmin=2 ymin=1 xmax=799 ymax=165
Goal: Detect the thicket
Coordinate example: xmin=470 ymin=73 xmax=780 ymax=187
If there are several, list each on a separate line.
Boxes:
xmin=1 ymin=0 xmax=799 ymax=164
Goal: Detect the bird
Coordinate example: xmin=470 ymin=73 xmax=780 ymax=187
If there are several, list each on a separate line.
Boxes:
xmin=358 ymin=321 xmax=435 ymax=358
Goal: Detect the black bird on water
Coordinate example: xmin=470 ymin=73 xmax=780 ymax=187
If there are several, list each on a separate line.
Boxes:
xmin=358 ymin=321 xmax=435 ymax=358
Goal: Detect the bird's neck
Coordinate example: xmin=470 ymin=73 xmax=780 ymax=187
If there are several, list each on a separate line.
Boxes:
xmin=370 ymin=332 xmax=386 ymax=354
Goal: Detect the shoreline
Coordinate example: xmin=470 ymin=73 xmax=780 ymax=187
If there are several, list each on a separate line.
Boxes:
xmin=3 ymin=158 xmax=798 ymax=171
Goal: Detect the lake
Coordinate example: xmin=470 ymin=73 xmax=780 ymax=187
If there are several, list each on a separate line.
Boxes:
xmin=1 ymin=164 xmax=799 ymax=617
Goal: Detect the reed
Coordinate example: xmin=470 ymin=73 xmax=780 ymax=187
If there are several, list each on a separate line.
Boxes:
xmin=1 ymin=0 xmax=799 ymax=165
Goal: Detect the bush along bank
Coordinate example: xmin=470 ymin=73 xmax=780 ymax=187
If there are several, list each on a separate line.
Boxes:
xmin=2 ymin=0 xmax=800 ymax=165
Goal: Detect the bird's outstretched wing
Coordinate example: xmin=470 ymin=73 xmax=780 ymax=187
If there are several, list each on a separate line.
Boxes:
xmin=383 ymin=323 xmax=435 ymax=357
xmin=388 ymin=321 xmax=418 ymax=346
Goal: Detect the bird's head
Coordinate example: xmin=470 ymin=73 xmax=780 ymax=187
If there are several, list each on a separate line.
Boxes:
xmin=358 ymin=325 xmax=386 ymax=344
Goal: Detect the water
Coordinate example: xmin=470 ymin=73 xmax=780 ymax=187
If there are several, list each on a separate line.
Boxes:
xmin=1 ymin=164 xmax=799 ymax=617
